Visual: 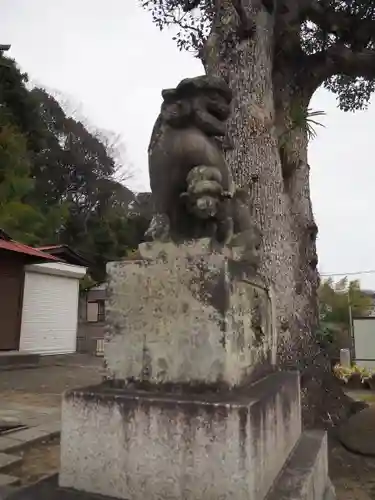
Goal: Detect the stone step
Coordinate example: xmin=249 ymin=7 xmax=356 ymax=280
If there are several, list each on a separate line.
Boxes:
xmin=0 ymin=423 xmax=60 ymax=455
xmin=0 ymin=453 xmax=22 ymax=473
xmin=265 ymin=431 xmax=333 ymax=500
xmin=0 ymin=474 xmax=20 ymax=487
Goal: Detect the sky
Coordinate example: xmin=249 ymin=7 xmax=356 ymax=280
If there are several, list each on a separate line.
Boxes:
xmin=2 ymin=0 xmax=375 ymax=289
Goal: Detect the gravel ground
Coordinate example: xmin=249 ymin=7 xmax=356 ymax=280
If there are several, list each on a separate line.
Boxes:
xmin=329 ymin=435 xmax=375 ymax=500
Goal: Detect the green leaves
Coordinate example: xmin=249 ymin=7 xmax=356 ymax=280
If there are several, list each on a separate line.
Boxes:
xmin=279 ymin=106 xmax=326 ymax=147
xmin=324 ymin=75 xmax=375 ymax=111
xmin=0 ymin=117 xmax=68 ymax=244
xmin=0 ymin=116 xmax=38 ymax=241
xmin=302 ymin=109 xmax=326 ymax=140
xmin=288 ymin=106 xmax=326 ymax=141
xmin=318 ymin=277 xmax=373 ymax=327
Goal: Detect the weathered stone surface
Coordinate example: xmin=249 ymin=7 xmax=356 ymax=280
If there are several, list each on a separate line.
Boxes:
xmin=338 ymin=405 xmax=375 ymax=456
xmin=265 ymin=431 xmax=330 ymax=500
xmin=323 ymin=479 xmax=336 ymax=500
xmin=104 ymin=239 xmax=277 ymax=387
xmin=59 ymin=372 xmax=301 ymax=500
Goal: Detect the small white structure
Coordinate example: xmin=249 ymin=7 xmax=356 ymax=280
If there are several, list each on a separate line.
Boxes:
xmin=19 ymin=261 xmax=87 ymax=355
xmin=353 ymin=317 xmax=375 ymax=370
xmin=340 ymin=348 xmax=351 ymax=368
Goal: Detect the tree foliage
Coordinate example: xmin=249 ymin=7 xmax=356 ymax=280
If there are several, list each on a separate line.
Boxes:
xmin=0 ymin=53 xmax=52 ymax=244
xmin=0 ymin=118 xmax=39 ymax=243
xmin=141 ymin=0 xmax=375 ymax=111
xmin=318 ymin=277 xmax=373 ymax=327
xmin=0 ymin=52 xmax=149 ymax=279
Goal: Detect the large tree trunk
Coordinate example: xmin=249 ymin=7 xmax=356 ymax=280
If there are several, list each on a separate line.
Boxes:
xmin=203 ymin=0 xmax=350 ymax=427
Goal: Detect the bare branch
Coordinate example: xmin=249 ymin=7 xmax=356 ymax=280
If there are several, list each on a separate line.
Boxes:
xmin=141 ymin=0 xmax=214 ymax=54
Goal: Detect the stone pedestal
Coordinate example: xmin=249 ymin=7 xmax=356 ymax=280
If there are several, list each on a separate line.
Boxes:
xmin=59 ymin=373 xmax=301 ymax=500
xmin=104 ymin=239 xmax=277 ymax=387
xmin=59 ymin=239 xmax=335 ymax=500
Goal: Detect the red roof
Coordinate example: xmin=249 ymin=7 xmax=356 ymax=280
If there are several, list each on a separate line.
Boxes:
xmin=0 ymin=239 xmax=60 ymax=261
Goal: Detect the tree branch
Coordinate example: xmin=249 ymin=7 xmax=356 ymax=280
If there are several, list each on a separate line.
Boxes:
xmin=230 ymin=0 xmax=257 ymax=37
xmin=231 ymin=0 xmax=248 ymax=24
xmin=300 ymin=43 xmax=375 ymax=94
xmin=182 ymin=0 xmax=201 ymax=11
xmin=302 ymin=0 xmax=375 ymax=48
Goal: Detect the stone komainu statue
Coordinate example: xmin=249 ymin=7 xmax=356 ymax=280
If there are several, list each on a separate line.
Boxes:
xmin=145 ymin=75 xmax=261 ymax=265
xmin=145 ymin=75 xmax=236 ymax=244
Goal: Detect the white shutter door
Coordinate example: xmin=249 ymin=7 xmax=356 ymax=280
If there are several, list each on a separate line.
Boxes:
xmin=20 ymin=272 xmax=79 ymax=354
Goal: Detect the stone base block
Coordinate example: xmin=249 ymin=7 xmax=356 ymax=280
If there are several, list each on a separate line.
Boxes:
xmin=266 ymin=431 xmax=332 ymax=500
xmin=59 ymin=372 xmax=301 ymax=500
xmin=104 ymin=239 xmax=277 ymax=388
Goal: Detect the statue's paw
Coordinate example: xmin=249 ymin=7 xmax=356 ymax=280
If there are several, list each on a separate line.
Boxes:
xmin=216 ymin=217 xmax=234 ymax=246
xmin=144 ymin=228 xmax=155 ymax=242
xmin=144 ymin=214 xmax=171 ymax=242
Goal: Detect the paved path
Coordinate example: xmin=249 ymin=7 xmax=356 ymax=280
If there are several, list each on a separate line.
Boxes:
xmin=0 ymin=355 xmax=102 ymax=405
xmin=0 ymin=355 xmax=103 ymax=486
xmin=0 ymin=402 xmax=60 ymax=431
xmin=0 ymin=354 xmax=102 ymax=422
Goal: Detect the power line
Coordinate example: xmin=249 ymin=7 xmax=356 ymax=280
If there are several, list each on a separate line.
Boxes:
xmin=320 ymin=270 xmax=375 ymax=277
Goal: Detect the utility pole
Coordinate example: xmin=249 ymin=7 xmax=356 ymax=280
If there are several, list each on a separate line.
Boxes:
xmin=347 ymin=287 xmax=354 ymax=359
xmin=348 ymin=294 xmax=353 ymax=335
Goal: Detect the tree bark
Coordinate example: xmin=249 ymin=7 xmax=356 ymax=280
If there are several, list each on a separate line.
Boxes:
xmin=203 ymin=0 xmax=350 ymax=427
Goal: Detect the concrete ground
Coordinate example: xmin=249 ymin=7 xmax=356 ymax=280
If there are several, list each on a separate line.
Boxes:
xmin=0 ymin=355 xmax=103 ymax=488
xmin=0 ymin=355 xmax=103 ymax=408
